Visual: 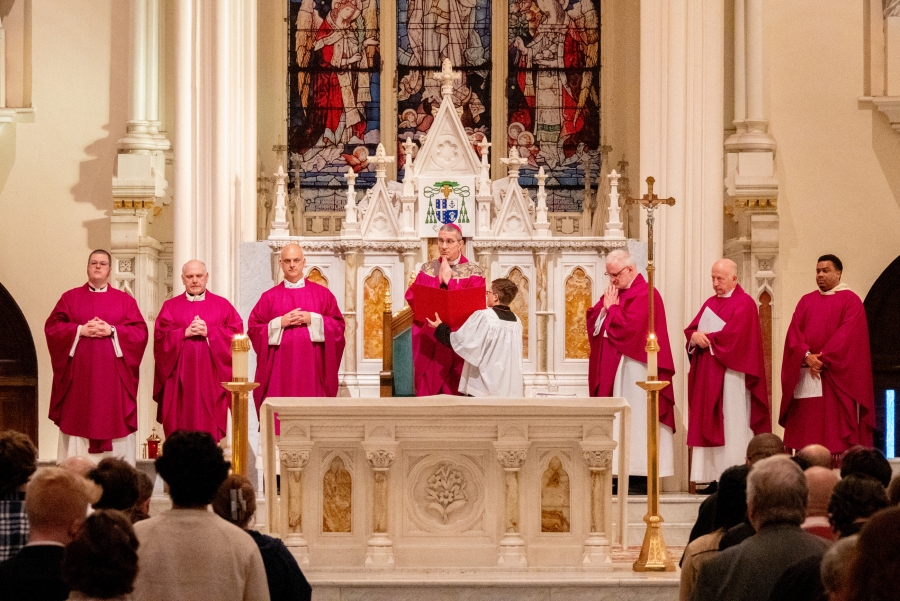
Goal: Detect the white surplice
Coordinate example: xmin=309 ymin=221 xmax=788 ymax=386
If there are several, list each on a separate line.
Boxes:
xmin=450 ymin=309 xmax=524 ymax=397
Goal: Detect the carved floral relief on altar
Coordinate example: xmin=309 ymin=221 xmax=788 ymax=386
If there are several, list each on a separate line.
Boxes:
xmin=396 ymin=0 xmax=492 ymax=169
xmin=507 ymin=267 xmax=530 ymax=359
xmin=306 ymin=267 xmax=329 ymax=287
xmin=363 ymin=268 xmax=390 ymax=359
xmin=322 ymin=455 xmax=353 ymax=533
xmin=507 ymin=0 xmax=600 ymax=212
xmin=289 ymin=0 xmax=381 ymax=212
xmin=564 ymin=267 xmax=591 ymax=359
xmin=540 ymin=456 xmax=570 ymax=532
xmin=405 ymin=453 xmax=485 ymax=534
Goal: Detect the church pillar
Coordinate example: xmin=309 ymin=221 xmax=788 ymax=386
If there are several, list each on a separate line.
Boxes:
xmin=362 ymin=441 xmax=398 ymax=567
xmin=279 ymin=443 xmax=313 ymax=567
xmin=493 ymin=442 xmax=529 ymax=568
xmin=171 ymin=0 xmax=257 ymax=301
xmin=342 ymin=249 xmax=361 ymax=391
xmin=533 ymin=250 xmax=549 ymax=390
xmin=640 ymin=0 xmax=724 ymax=489
xmin=580 ymin=445 xmax=614 ymax=569
xmin=723 ymin=0 xmax=780 ymax=409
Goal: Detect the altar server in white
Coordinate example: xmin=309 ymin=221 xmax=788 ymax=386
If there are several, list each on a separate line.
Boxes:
xmin=426 ymin=278 xmax=524 ymax=397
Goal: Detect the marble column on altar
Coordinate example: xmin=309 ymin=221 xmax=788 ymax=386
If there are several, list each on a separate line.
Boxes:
xmin=279 ymin=442 xmax=313 ymax=566
xmin=343 ymin=250 xmax=361 ymax=390
xmin=362 ymin=440 xmax=399 ymax=567
xmin=533 ymin=250 xmax=550 ymax=390
xmin=580 ymin=444 xmax=614 ymax=569
xmin=172 ymin=0 xmax=257 ymax=302
xmin=640 ymin=0 xmax=725 ymax=487
xmin=493 ymin=441 xmax=529 ymax=568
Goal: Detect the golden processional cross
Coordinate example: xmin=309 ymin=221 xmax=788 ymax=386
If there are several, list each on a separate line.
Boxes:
xmin=627 ymin=176 xmax=676 ymax=572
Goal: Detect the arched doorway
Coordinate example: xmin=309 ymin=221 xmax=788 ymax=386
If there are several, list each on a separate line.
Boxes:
xmin=0 ymin=282 xmax=38 ymax=443
xmin=864 ymin=255 xmax=900 ymax=458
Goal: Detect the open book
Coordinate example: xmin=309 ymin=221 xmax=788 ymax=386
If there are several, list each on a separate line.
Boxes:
xmin=411 ymin=284 xmax=486 ymax=329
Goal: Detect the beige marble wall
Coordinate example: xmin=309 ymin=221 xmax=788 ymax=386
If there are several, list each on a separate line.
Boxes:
xmin=564 ymin=268 xmax=592 ymax=359
xmin=506 ymin=267 xmax=529 ymax=359
xmin=362 ymin=268 xmax=390 ymax=360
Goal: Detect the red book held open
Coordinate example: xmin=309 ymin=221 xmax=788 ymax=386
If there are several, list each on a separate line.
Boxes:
xmin=410 ymin=283 xmax=486 ymax=329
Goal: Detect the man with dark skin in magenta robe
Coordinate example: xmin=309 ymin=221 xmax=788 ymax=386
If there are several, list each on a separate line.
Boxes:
xmin=780 ymin=254 xmax=874 ymax=461
xmin=153 ymin=260 xmax=243 ymax=442
xmin=249 ymin=244 xmax=345 ymax=414
xmin=586 ymin=248 xmax=676 ymax=490
xmin=685 ymin=258 xmax=770 ymax=486
xmin=45 ymin=250 xmax=148 ymax=464
xmin=405 ymin=223 xmax=486 ymax=396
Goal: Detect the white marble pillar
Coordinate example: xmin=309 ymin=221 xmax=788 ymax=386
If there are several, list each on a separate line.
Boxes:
xmin=362 ymin=441 xmax=398 ymax=567
xmin=342 ymin=250 xmax=361 ymax=390
xmin=493 ymin=442 xmax=529 ymax=568
xmin=172 ymin=0 xmax=257 ymax=301
xmin=640 ymin=0 xmax=724 ymax=488
xmin=579 ymin=445 xmax=614 ymax=569
xmin=279 ymin=444 xmax=313 ymax=566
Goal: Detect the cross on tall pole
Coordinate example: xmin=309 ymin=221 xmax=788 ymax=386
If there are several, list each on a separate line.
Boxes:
xmin=626 ymin=175 xmax=676 ymax=573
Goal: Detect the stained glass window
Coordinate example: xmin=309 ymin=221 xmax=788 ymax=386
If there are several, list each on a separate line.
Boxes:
xmin=396 ymin=0 xmax=492 ymax=170
xmin=507 ymin=0 xmax=600 ymax=212
xmin=288 ymin=0 xmax=382 ymax=211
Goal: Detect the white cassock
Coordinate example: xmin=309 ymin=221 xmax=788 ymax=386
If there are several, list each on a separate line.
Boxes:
xmin=450 ymin=309 xmax=524 ymax=397
xmin=594 ymin=310 xmax=674 ymax=478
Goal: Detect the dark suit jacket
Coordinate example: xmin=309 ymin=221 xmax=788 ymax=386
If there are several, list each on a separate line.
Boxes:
xmin=690 ymin=522 xmax=829 ymax=601
xmin=0 ymin=544 xmax=68 ymax=601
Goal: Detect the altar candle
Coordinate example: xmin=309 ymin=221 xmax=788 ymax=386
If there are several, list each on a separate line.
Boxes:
xmin=232 ymin=334 xmax=250 ymax=381
xmin=647 ymin=335 xmax=658 ymax=379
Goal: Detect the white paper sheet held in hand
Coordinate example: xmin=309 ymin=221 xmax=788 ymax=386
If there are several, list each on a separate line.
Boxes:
xmin=698 ymin=307 xmax=726 ymax=356
xmin=793 ymin=367 xmax=823 ymax=399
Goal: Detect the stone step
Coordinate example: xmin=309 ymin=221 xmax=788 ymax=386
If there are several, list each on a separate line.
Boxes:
xmin=612 ymin=493 xmax=702 ymax=547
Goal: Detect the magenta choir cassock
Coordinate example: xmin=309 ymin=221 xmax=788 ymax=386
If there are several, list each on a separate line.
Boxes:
xmin=45 ymin=284 xmax=148 ymax=453
xmin=152 ymin=291 xmax=243 ymax=442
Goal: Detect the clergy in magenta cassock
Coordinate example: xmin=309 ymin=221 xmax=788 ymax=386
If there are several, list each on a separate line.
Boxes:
xmin=780 ymin=254 xmax=874 ymax=457
xmin=586 ymin=248 xmax=676 ymax=479
xmin=45 ymin=250 xmax=148 ymax=464
xmin=249 ymin=243 xmax=346 ymax=414
xmin=684 ymin=259 xmax=770 ymax=484
xmin=153 ymin=260 xmax=243 ymax=442
xmin=405 ymin=223 xmax=486 ymax=396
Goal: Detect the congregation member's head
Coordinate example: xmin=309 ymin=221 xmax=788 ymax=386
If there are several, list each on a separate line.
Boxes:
xmin=797 ymin=444 xmax=833 ymax=469
xmin=26 ymin=468 xmax=91 ymax=545
xmin=87 ymin=249 xmax=112 ymax=289
xmin=88 ymin=458 xmax=141 ymax=511
xmin=815 ymin=254 xmax=843 ymax=292
xmin=804 ymin=466 xmax=839 ymax=519
xmin=62 ymin=509 xmax=139 ymax=600
xmin=437 ymin=223 xmax=464 ymax=262
xmin=828 ymin=475 xmax=888 ymax=539
xmin=710 ymin=258 xmax=738 ymax=296
xmin=154 ymin=430 xmax=230 ymax=508
xmin=181 ymin=260 xmax=209 ymax=296
xmin=745 ymin=433 xmax=785 ymax=465
xmin=0 ymin=430 xmax=37 ymax=496
xmin=838 ymin=506 xmax=900 ymax=601
xmin=127 ymin=470 xmax=155 ymax=524
xmin=820 ymin=534 xmax=858 ymax=601
xmin=713 ymin=464 xmax=750 ymax=531
xmin=746 ymin=455 xmax=807 ymax=531
xmin=604 ymin=249 xmax=638 ymax=290
xmin=212 ymin=474 xmax=257 ymax=530
xmin=488 ymin=278 xmax=518 ymax=308
xmin=58 ymin=455 xmax=96 ymax=478
xmin=279 ymin=243 xmax=306 ymax=284
xmin=888 ymin=475 xmax=900 ymax=506
xmin=840 ymin=446 xmax=892 ymax=487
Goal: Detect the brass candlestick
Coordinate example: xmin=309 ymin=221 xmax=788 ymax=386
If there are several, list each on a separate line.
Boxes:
xmin=223 ymin=334 xmax=259 ymax=476
xmin=628 ymin=177 xmax=676 ymax=572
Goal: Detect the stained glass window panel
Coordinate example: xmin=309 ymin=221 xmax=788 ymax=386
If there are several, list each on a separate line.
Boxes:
xmin=396 ymin=0 xmax=492 ymax=170
xmin=507 ymin=0 xmax=600 ymax=212
xmin=288 ymin=0 xmax=382 ymax=211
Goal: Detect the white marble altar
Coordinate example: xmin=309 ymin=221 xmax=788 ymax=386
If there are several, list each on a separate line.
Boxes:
xmin=261 ymin=396 xmax=631 ymax=571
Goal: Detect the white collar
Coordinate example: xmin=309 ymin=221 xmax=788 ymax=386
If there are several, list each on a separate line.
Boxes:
xmin=718 ymin=288 xmax=735 ymax=298
xmin=819 ymin=282 xmax=851 ymax=296
xmin=186 ymin=291 xmax=206 ymax=302
xmin=284 ymin=278 xmax=306 ymax=289
xmin=89 ymin=284 xmax=108 ymax=292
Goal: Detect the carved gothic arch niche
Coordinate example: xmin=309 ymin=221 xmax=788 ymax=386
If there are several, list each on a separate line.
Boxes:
xmin=564 ymin=267 xmax=592 ymax=359
xmin=539 ymin=452 xmax=572 ymax=533
xmin=0 ymin=282 xmax=38 ymax=444
xmin=321 ymin=450 xmax=355 ymax=533
xmin=506 ymin=267 xmax=529 ymax=359
xmin=363 ymin=268 xmax=391 ymax=359
xmin=864 ymin=255 xmax=900 ymax=456
xmin=306 ymin=267 xmax=328 ymax=288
